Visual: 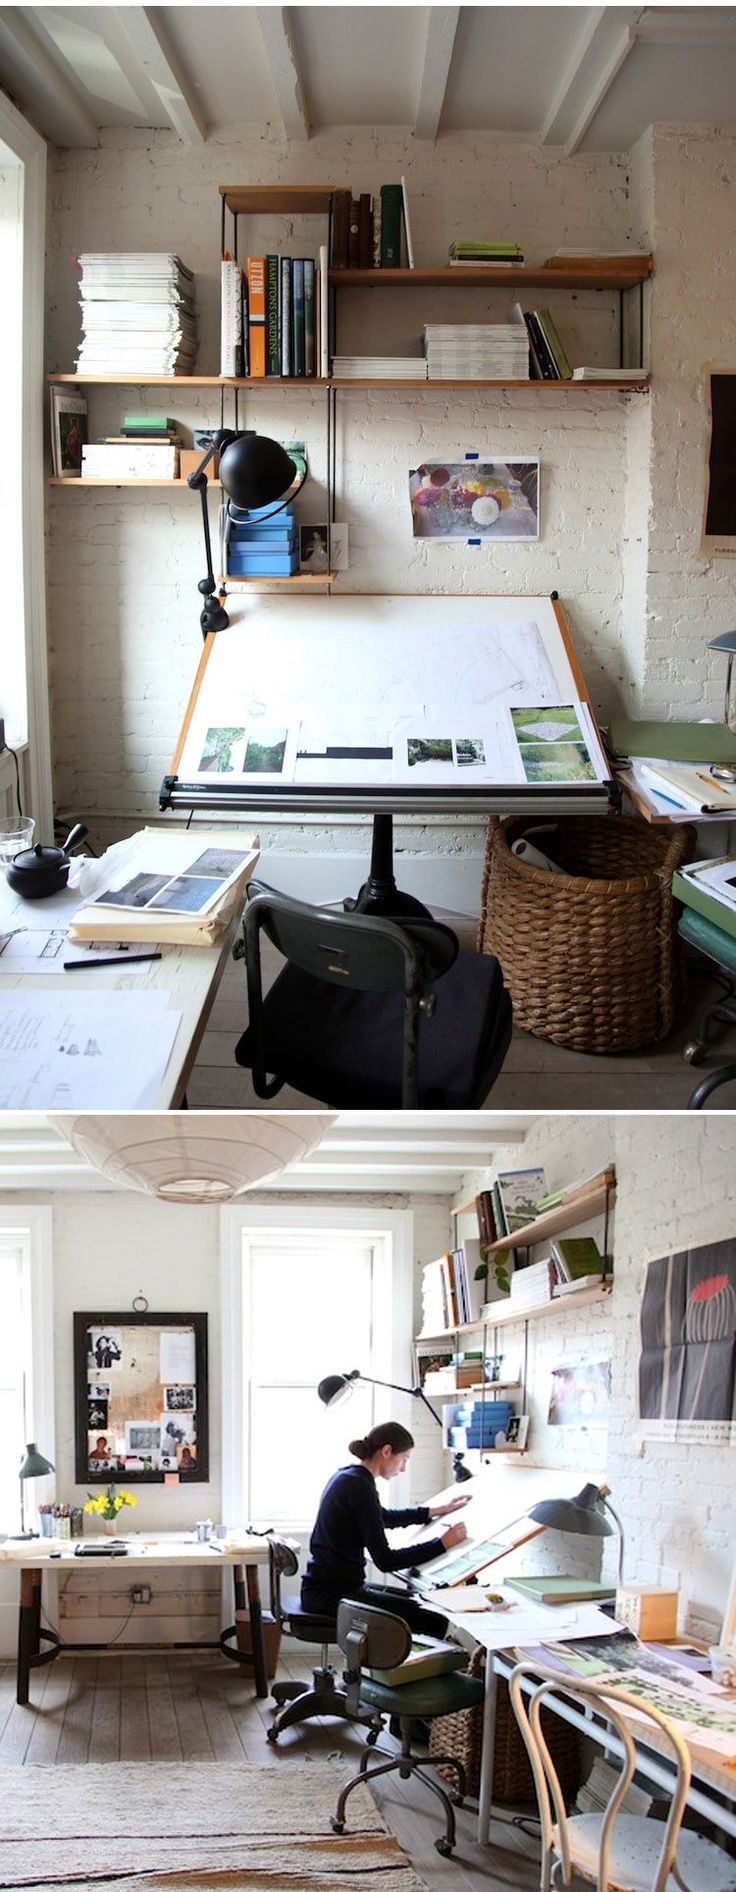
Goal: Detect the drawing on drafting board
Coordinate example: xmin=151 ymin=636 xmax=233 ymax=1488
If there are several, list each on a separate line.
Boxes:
xmin=638 ymin=1236 xmax=736 ymax=1442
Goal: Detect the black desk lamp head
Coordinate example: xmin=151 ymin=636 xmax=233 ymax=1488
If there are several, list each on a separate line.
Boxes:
xmin=188 ymin=429 xmax=307 ymax=638
xmin=317 ymin=1369 xmax=473 ymax=1484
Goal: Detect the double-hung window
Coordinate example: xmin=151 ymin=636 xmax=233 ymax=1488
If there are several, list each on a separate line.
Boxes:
xmin=221 ymin=1206 xmax=413 ymax=1532
xmin=0 ymin=1210 xmax=53 ymax=1536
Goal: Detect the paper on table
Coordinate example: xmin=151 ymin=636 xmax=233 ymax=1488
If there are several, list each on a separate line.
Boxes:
xmin=0 ymin=991 xmax=181 ymax=1108
xmin=0 ymin=927 xmax=156 ymax=974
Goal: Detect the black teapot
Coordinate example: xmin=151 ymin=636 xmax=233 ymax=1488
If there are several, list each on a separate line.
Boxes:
xmin=7 ymin=822 xmax=89 ymax=899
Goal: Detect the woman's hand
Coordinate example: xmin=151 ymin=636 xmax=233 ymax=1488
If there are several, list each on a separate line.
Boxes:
xmin=428 ymin=1494 xmax=471 ymax=1521
xmin=440 ymin=1520 xmax=468 ymax=1551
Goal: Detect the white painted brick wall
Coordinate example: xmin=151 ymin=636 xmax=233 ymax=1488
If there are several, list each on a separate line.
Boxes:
xmin=45 ymin=126 xmax=637 ymax=880
xmin=458 ymin=1114 xmax=736 ymax=1624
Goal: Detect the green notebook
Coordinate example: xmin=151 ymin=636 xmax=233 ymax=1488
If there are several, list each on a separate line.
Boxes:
xmin=607 ymin=719 xmax=736 ymax=764
xmin=505 ymin=1575 xmax=616 ymax=1606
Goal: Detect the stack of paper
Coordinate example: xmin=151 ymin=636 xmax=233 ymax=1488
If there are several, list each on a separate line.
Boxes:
xmin=67 ymin=828 xmax=259 ymax=946
xmin=509 ymin=1258 xmax=555 ymax=1307
xmin=332 ymin=356 xmax=428 ymax=379
xmin=423 ymin=323 xmax=529 ymax=380
xmin=75 ymin=254 xmax=198 ymax=375
xmin=0 ymin=990 xmax=181 ymax=1109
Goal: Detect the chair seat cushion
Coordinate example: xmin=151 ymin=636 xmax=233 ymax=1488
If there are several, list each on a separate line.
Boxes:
xmin=557 ymin=1813 xmax=736 ymax=1892
xmin=285 ymin=1598 xmax=337 ymax=1640
xmin=236 ymin=950 xmax=511 ymax=1107
xmin=358 ymin=1668 xmax=485 ymax=1719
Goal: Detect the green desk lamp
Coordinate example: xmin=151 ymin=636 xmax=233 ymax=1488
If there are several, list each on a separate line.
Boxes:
xmin=318 ymin=1369 xmax=473 ymax=1482
xmin=528 ymin=1481 xmax=624 ymax=1583
xmin=14 ymin=1442 xmax=55 ymax=1540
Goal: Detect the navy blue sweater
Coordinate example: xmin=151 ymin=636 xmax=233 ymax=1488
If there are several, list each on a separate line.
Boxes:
xmin=301 ymin=1463 xmax=445 ymax=1611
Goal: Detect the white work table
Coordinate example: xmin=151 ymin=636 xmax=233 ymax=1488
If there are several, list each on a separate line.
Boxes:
xmin=0 ymin=1530 xmax=273 ymax=1704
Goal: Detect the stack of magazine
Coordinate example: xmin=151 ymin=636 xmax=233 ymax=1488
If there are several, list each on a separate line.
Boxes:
xmin=67 ymin=828 xmax=259 ymax=946
xmin=74 ymin=253 xmax=197 ymax=375
xmin=423 ymin=322 xmax=529 ymax=380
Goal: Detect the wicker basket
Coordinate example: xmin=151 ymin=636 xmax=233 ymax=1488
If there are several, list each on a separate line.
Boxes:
xmin=428 ymin=1648 xmax=580 ymax=1806
xmin=477 ymin=814 xmax=696 ymax=1054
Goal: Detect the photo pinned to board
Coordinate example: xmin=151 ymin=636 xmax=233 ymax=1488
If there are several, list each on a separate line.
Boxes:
xmin=408 ymin=460 xmax=539 ymax=540
xmin=510 ymin=703 xmax=598 ymax=784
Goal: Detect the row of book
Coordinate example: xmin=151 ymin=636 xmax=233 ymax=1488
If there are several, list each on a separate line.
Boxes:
xmin=449 ymin=240 xmax=524 ymax=267
xmin=330 ymin=182 xmax=411 ymax=269
xmin=220 ymin=250 xmax=329 ymax=379
xmin=74 ymin=253 xmax=197 ymax=376
xmin=80 ymin=412 xmax=184 ymax=481
xmin=419 ymin=1240 xmax=485 ymax=1335
xmin=475 ymin=1166 xmax=548 ymax=1248
xmin=508 ymin=1235 xmax=605 ymax=1309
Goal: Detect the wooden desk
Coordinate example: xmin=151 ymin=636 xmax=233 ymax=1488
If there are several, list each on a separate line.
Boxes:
xmin=0 ymin=1532 xmax=272 ymax=1705
xmin=0 ymin=875 xmax=252 ymax=1108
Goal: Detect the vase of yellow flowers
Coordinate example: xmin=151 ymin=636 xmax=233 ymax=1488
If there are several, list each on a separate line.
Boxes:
xmin=84 ymin=1486 xmax=137 ymax=1535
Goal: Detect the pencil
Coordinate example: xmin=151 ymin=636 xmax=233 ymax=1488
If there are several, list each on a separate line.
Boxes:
xmin=695 ymin=771 xmax=729 ymax=795
xmin=63 ymin=952 xmax=163 ymax=970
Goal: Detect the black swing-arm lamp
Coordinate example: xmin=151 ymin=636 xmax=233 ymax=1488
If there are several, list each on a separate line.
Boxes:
xmin=188 ymin=429 xmax=308 ymax=640
xmin=317 ymin=1369 xmax=473 ymax=1482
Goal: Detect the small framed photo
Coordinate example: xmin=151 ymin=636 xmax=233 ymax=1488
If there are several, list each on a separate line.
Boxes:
xmin=299 ymin=522 xmax=349 ymax=573
xmin=502 ymin=1414 xmax=529 ymax=1449
xmin=50 ymin=386 xmax=87 ymax=478
xmin=164 ymin=1385 xmax=195 ymax=1412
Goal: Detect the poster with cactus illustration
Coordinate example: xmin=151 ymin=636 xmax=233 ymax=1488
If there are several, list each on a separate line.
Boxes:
xmin=408 ymin=460 xmax=539 ymax=539
xmin=638 ymin=1238 xmax=736 ymax=1442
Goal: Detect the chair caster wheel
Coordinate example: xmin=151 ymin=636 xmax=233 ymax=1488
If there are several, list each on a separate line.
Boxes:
xmin=330 ymin=1818 xmax=345 ymax=1835
xmin=435 ymin=1838 xmax=454 ymax=1857
xmin=366 ymin=1729 xmax=380 ymax=1746
xmin=683 ymin=1041 xmax=706 ymax=1065
xmin=451 ymin=1793 xmax=464 ymax=1808
xmin=266 ymin=1727 xmax=278 ymax=1744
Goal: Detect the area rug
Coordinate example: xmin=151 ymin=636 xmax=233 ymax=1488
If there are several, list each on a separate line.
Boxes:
xmin=0 ymin=1762 xmax=429 ymax=1892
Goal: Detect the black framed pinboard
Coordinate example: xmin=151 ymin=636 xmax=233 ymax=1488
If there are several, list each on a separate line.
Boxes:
xmin=74 ymin=1311 xmax=209 ymax=1484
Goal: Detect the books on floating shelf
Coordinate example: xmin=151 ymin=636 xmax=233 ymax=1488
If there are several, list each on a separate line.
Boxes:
xmin=423 ymin=322 xmax=529 ymax=381
xmin=449 ymin=240 xmax=524 ymax=266
xmin=550 ymin=1235 xmax=604 ymax=1282
xmin=75 ymin=254 xmax=197 ymax=376
xmin=572 ymin=367 xmax=645 ymax=381
xmin=332 ymin=356 xmax=428 ymax=379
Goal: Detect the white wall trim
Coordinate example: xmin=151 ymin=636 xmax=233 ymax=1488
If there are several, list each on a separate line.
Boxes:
xmin=0 ymin=93 xmax=52 ymax=834
xmin=0 ymin=1204 xmax=54 ymax=1512
xmin=219 ymin=1204 xmax=415 ymax=1526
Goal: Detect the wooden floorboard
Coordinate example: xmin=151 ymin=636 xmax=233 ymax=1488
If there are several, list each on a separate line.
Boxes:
xmin=4 ymin=1651 xmax=543 ymax=1892
xmin=186 ymin=916 xmax=736 ymax=1111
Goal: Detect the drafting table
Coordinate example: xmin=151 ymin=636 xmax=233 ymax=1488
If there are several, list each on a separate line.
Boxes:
xmin=0 ymin=1531 xmax=272 ymax=1705
xmin=161 ymin=592 xmax=616 ymax=913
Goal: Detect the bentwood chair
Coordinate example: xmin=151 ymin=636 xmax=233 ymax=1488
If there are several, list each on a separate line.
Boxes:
xmin=235 ymin=884 xmax=512 ymax=1108
xmin=330 ymin=1601 xmax=485 ymax=1857
xmin=509 ymin=1661 xmax=736 ymax=1892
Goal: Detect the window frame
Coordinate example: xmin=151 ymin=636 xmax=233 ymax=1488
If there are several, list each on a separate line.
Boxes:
xmin=0 ymin=1207 xmax=54 ymax=1531
xmin=220 ymin=1204 xmax=413 ymax=1530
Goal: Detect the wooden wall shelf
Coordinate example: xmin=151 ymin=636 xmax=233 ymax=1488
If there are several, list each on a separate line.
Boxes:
xmin=484 ymin=1166 xmax=616 ymax=1256
xmin=48 ymin=373 xmax=648 ymax=393
xmin=330 ymin=259 xmax=652 ymax=290
xmin=417 ymin=1278 xmax=613 ymax=1344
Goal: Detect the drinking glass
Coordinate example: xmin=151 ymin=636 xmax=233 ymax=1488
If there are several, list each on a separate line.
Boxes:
xmin=0 ymin=815 xmax=35 ymax=865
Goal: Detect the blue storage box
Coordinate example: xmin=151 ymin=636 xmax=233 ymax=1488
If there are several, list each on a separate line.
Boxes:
xmin=229 ymin=505 xmax=296 ymax=533
xmin=228 ymin=547 xmax=300 ymax=576
xmin=229 ymin=530 xmax=297 ymax=552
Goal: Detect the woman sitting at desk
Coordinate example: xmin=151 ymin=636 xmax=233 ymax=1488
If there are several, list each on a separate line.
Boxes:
xmin=302 ymin=1420 xmax=468 ymax=1635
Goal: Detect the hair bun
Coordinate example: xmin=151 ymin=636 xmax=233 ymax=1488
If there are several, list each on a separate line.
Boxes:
xmin=348 ymin=1437 xmax=367 ymax=1458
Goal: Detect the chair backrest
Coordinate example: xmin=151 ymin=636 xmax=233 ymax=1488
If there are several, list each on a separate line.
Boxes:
xmin=336 ymin=1600 xmax=412 ymax=1679
xmin=509 ymin=1661 xmax=692 ymax=1892
xmin=267 ymin=1535 xmax=300 ymax=1622
xmin=243 ymin=882 xmax=459 ymax=1105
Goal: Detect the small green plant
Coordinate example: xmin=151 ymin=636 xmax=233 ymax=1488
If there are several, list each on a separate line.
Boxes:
xmin=474 ymin=1247 xmax=511 ymax=1299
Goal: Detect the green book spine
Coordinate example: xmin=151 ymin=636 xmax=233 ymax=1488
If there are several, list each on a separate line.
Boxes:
xmin=551 ymin=1236 xmax=603 ymax=1281
xmin=303 ymin=259 xmax=315 ymax=377
xmin=536 ymin=308 xmax=573 ymax=379
xmin=673 ymin=870 xmax=736 ymax=941
xmin=291 ymin=258 xmax=305 ymax=377
xmin=123 ymin=414 xmax=175 ymax=431
xmin=266 ymin=255 xmax=280 ymax=377
xmin=380 ymin=184 xmax=403 ymax=267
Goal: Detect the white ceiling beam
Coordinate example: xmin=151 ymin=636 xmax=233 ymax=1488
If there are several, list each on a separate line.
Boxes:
xmin=0 ymin=7 xmax=99 ymax=147
xmin=254 ymin=7 xmax=310 ymax=143
xmin=413 ymin=6 xmax=460 ymax=142
xmin=635 ymin=12 xmax=736 ymax=46
xmin=111 ymin=7 xmax=207 ymax=145
xmin=540 ymin=5 xmax=644 ymax=152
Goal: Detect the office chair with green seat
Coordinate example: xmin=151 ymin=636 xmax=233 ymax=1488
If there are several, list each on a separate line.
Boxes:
xmin=329 ymin=1600 xmax=485 ymax=1857
xmin=509 ymin=1661 xmax=736 ymax=1892
xmin=234 ymin=884 xmax=512 ymax=1108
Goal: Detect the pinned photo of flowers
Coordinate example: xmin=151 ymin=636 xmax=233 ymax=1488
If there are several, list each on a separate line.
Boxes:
xmin=409 ymin=460 xmax=539 ymax=540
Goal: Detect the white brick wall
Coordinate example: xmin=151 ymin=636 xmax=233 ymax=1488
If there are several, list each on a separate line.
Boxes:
xmin=458 ymin=1114 xmax=736 ymax=1624
xmin=45 ymin=125 xmax=638 ymax=882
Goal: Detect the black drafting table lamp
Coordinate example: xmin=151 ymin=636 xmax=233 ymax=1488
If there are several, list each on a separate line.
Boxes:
xmin=528 ymin=1480 xmax=625 ymax=1584
xmin=12 ymin=1442 xmax=55 ymax=1540
xmin=318 ymin=1369 xmax=473 ymax=1483
xmin=188 ymin=429 xmax=307 ymax=639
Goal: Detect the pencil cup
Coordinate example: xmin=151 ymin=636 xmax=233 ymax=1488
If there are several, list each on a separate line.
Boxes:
xmin=0 ymin=815 xmax=34 ymax=865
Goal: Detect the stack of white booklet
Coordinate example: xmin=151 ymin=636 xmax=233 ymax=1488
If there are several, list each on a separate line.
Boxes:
xmin=423 ymin=323 xmax=529 ymax=379
xmin=68 ymin=828 xmax=259 ymax=945
xmin=75 ymin=254 xmax=197 ymax=375
xmin=332 ymin=357 xmax=428 ymax=379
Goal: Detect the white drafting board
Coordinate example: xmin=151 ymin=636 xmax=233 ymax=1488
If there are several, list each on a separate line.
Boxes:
xmin=165 ymin=593 xmax=612 ymax=814
xmin=392 ymin=1463 xmax=606 ymax=1587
